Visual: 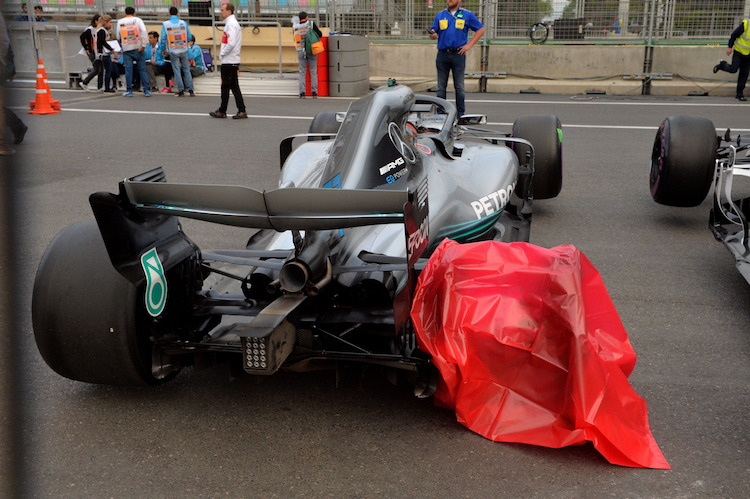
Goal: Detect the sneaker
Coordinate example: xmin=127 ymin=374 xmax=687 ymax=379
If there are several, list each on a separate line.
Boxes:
xmin=299 ymin=93 xmax=305 ymax=99
xmin=13 ymin=124 xmax=28 ymax=145
xmin=144 ymin=90 xmax=151 ymax=97
xmin=175 ymin=91 xmax=185 ymax=97
xmin=151 ymin=87 xmax=159 ymax=92
xmin=189 ymin=90 xmax=195 ymax=97
xmin=104 ymin=88 xmax=116 ymax=93
xmin=312 ymin=92 xmax=317 ymax=98
xmin=96 ymin=87 xmax=104 ymax=93
xmin=736 ymin=95 xmax=747 ymax=101
xmin=209 ymin=110 xmax=227 ymax=118
xmin=122 ymin=92 xmax=133 ymax=97
xmin=232 ymin=111 xmax=248 ymax=119
xmin=713 ymin=61 xmax=722 ymax=73
xmin=78 ymin=81 xmax=87 ymax=91
xmin=160 ymin=87 xmax=171 ymax=93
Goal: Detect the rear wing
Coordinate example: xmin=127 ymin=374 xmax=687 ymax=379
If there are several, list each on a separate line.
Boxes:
xmin=121 ymin=175 xmax=409 ymax=231
xmin=89 ymin=168 xmax=428 ymax=294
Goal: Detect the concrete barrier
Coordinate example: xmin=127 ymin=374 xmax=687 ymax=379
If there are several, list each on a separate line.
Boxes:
xmin=369 ymin=43 xmax=737 ymax=97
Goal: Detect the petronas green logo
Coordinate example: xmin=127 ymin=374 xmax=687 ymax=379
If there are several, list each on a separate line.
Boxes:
xmin=140 ymin=248 xmax=167 ymax=317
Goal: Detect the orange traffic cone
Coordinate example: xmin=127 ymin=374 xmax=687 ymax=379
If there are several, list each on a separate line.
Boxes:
xmin=29 ymin=63 xmax=59 ymax=115
xmin=29 ymin=59 xmax=60 ymax=112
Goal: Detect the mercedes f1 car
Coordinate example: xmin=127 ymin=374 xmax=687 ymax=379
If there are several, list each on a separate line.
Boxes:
xmin=32 ymin=82 xmax=563 ymax=393
xmin=650 ymin=115 xmax=750 ymax=281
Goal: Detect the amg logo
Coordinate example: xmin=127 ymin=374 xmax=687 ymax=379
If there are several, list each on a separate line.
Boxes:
xmin=379 ymin=157 xmax=405 ymax=175
xmin=407 ymin=219 xmax=429 ymax=258
xmin=470 ymin=181 xmax=517 ymax=219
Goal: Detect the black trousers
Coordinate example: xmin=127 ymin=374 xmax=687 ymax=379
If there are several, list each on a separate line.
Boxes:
xmin=4 ymin=106 xmax=25 ymax=139
xmin=718 ymin=51 xmax=750 ymax=97
xmin=81 ymin=58 xmax=102 ymax=87
xmin=219 ymin=63 xmax=245 ymax=114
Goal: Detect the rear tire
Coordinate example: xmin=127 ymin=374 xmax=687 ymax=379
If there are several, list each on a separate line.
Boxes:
xmin=32 ymin=220 xmax=177 ymax=385
xmin=649 ymin=115 xmax=717 ymax=207
xmin=308 ymin=112 xmax=341 ymax=141
xmin=512 ymin=114 xmax=563 ymax=199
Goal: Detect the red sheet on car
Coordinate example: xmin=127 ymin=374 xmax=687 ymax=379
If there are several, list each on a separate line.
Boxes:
xmin=410 ymin=239 xmax=670 ymax=469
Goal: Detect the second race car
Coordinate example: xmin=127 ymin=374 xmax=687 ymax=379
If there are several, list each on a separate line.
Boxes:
xmin=649 ymin=115 xmax=750 ymax=281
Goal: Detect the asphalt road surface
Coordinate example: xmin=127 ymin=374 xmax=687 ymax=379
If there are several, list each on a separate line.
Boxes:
xmin=2 ymin=86 xmax=749 ymax=497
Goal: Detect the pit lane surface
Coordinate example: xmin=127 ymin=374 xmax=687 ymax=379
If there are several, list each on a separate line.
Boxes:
xmin=3 ymin=88 xmax=749 ymax=497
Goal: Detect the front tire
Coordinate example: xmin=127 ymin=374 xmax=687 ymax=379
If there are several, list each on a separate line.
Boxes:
xmin=512 ymin=114 xmax=563 ymax=199
xmin=32 ymin=220 xmax=177 ymax=385
xmin=649 ymin=115 xmax=717 ymax=207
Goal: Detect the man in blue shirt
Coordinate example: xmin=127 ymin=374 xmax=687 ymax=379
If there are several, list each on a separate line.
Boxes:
xmin=159 ymin=6 xmax=194 ymax=97
xmin=429 ymin=0 xmax=485 ymax=117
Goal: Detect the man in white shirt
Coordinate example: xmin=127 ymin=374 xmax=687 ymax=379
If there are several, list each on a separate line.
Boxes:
xmin=209 ymin=3 xmax=246 ymax=119
xmin=116 ymin=6 xmax=150 ymax=97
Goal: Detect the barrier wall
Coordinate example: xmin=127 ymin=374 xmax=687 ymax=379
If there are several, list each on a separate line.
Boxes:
xmin=6 ymin=21 xmax=740 ymax=97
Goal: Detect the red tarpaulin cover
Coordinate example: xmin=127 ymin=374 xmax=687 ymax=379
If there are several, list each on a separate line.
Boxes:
xmin=410 ymin=239 xmax=670 ymax=469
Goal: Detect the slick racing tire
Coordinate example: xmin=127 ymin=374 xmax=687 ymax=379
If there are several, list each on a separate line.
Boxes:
xmin=308 ymin=112 xmax=341 ymax=141
xmin=32 ymin=220 xmax=178 ymax=385
xmin=512 ymin=115 xmax=563 ymax=199
xmin=649 ymin=115 xmax=717 ymax=207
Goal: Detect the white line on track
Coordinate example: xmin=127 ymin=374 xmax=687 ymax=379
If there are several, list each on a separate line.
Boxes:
xmin=58 ymin=107 xmax=312 ymax=120
xmin=29 ymin=107 xmax=750 ymax=133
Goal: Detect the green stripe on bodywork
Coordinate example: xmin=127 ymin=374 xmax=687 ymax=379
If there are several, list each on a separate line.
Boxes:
xmin=429 ymin=211 xmax=504 ymax=251
xmin=557 ymin=127 xmax=563 ymax=143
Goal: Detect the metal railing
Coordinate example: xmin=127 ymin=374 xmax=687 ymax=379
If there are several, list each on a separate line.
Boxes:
xmin=3 ymin=0 xmax=750 ymax=43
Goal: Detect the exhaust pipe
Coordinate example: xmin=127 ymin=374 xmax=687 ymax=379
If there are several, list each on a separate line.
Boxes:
xmin=278 ymin=233 xmax=330 ymax=293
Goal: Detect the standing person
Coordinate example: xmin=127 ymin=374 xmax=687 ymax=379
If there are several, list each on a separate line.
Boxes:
xmin=99 ymin=16 xmax=115 ymax=93
xmin=209 ymin=3 xmax=247 ymax=119
xmin=428 ymin=0 xmax=484 ymax=117
xmin=80 ymin=15 xmax=110 ymax=92
xmin=0 ymin=15 xmax=27 ymax=153
xmin=14 ymin=4 xmax=29 ymax=22
xmin=33 ymin=5 xmax=46 ymax=22
xmin=80 ymin=14 xmax=100 ymax=65
xmin=159 ymin=6 xmax=194 ymax=97
xmin=116 ymin=6 xmax=150 ymax=97
xmin=293 ymin=11 xmax=322 ymax=99
xmin=713 ymin=18 xmax=750 ymax=102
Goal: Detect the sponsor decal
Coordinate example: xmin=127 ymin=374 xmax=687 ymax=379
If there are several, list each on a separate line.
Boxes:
xmin=416 ymin=143 xmax=432 ymax=155
xmin=405 ymin=177 xmax=429 ymax=264
xmin=323 ymin=173 xmax=341 ymax=190
xmin=470 ymin=181 xmax=517 ymax=219
xmin=407 ymin=219 xmax=429 ymax=257
xmin=141 ymin=247 xmax=167 ymax=317
xmin=379 ymin=157 xmax=405 ymax=176
xmin=386 ymin=167 xmax=408 ymax=184
xmin=323 ymin=174 xmax=344 ymax=236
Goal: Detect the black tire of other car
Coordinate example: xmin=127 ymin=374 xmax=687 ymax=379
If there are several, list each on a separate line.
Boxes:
xmin=512 ymin=114 xmax=563 ymax=199
xmin=308 ymin=112 xmax=341 ymax=141
xmin=649 ymin=115 xmax=717 ymax=207
xmin=32 ymin=220 xmax=177 ymax=385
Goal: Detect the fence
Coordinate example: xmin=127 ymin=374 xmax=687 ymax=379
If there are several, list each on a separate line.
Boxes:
xmin=3 ymin=0 xmax=750 ymax=43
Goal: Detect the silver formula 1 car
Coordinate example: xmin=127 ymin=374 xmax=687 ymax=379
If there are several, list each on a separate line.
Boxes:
xmin=32 ymin=83 xmax=563 ymax=393
xmin=650 ymin=115 xmax=750 ymax=281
